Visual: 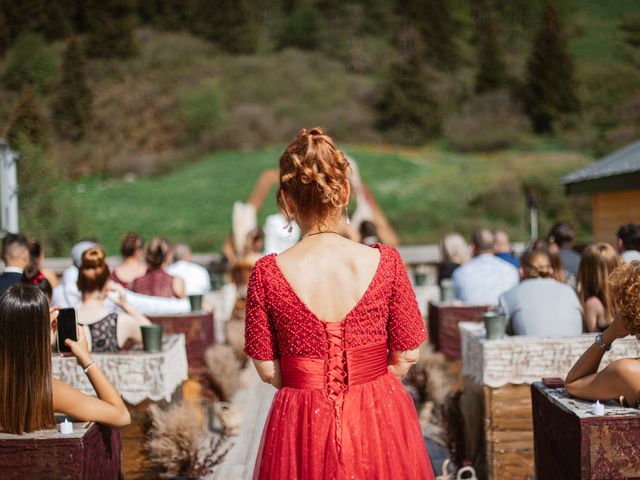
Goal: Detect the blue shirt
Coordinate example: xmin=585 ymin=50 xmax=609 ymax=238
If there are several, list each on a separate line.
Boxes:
xmin=452 ymin=254 xmax=520 ymax=305
xmin=495 ymin=252 xmax=519 ymax=268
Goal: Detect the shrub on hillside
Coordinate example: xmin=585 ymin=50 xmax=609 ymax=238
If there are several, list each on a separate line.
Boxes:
xmin=7 ymin=86 xmax=49 ymax=150
xmin=180 ymin=79 xmax=224 ymax=143
xmin=85 ymin=0 xmax=136 ymax=58
xmin=3 ymin=33 xmax=58 ymax=92
xmin=53 ymin=36 xmax=93 ymax=141
xmin=444 ymin=90 xmax=528 ymax=152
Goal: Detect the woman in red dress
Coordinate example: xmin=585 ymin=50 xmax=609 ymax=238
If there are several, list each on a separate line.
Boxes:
xmin=245 ymin=128 xmax=433 ymax=479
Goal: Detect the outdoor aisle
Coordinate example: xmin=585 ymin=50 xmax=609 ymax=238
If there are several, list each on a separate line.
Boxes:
xmin=214 ymin=368 xmax=276 ymax=480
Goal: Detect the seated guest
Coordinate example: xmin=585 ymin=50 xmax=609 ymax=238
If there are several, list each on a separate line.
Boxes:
xmin=438 ymin=232 xmax=471 ymax=284
xmin=565 ymin=261 xmax=640 ymax=405
xmin=499 ymin=248 xmax=582 ymax=336
xmin=28 ymin=240 xmax=58 ymax=288
xmin=548 ymin=222 xmax=581 ymax=279
xmin=494 ymin=229 xmax=519 ymax=268
xmin=166 ymin=243 xmax=211 ymax=295
xmin=617 ymin=223 xmax=640 ymax=262
xmin=54 ymin=240 xmax=98 ymax=307
xmin=22 ymin=265 xmax=53 ymax=301
xmin=452 ymin=229 xmax=519 ymax=305
xmin=77 ymin=246 xmax=150 ymax=351
xmin=0 ymin=233 xmax=29 ymax=292
xmin=577 ymin=243 xmax=622 ymax=332
xmin=532 ymin=239 xmax=564 ymax=282
xmin=0 ymin=284 xmax=130 ymax=434
xmin=263 ymin=210 xmax=301 ymax=254
xmin=111 ymin=232 xmax=146 ymax=289
xmin=132 ymin=237 xmax=185 ymax=298
xmin=359 ymin=220 xmax=380 ymax=247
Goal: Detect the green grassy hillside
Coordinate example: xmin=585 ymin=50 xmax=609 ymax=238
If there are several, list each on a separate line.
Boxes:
xmin=66 ymin=142 xmax=592 ymax=254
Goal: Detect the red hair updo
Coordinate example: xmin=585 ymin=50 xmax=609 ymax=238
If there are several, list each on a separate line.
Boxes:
xmin=277 ymin=128 xmax=351 ymax=225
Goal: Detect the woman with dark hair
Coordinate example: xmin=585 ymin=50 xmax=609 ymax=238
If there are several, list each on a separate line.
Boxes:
xmin=577 ymin=243 xmax=622 ymax=332
xmin=245 ymin=128 xmax=432 ymax=479
xmin=131 ymin=237 xmax=185 ymax=298
xmin=111 ymin=232 xmax=146 ymax=289
xmin=77 ymin=246 xmax=150 ymax=351
xmin=27 ymin=240 xmax=58 ymax=288
xmin=22 ymin=266 xmax=53 ymax=300
xmin=0 ymin=284 xmax=130 ymax=434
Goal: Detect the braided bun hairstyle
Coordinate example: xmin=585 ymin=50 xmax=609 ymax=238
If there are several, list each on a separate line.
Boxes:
xmin=145 ymin=237 xmax=172 ymax=269
xmin=520 ymin=248 xmax=554 ymax=279
xmin=78 ymin=246 xmax=110 ymax=293
xmin=277 ymin=128 xmax=351 ymax=226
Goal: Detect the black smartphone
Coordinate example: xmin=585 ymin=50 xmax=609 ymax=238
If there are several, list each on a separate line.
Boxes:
xmin=57 ymin=308 xmax=77 ymax=353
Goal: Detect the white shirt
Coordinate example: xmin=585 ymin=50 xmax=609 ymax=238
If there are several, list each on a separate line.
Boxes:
xmin=452 ymin=253 xmax=520 ymax=305
xmin=1 ymin=266 xmax=23 ymax=274
xmin=263 ymin=213 xmax=301 ymax=254
xmin=622 ymin=250 xmax=640 ymax=262
xmin=166 ymin=260 xmax=211 ymax=296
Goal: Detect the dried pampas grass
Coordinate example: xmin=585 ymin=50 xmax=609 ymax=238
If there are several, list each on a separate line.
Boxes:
xmin=226 ymin=319 xmax=247 ymax=364
xmin=146 ymin=401 xmax=231 ymax=479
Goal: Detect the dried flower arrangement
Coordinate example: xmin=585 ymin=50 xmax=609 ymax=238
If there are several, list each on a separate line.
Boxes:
xmin=146 ymin=401 xmax=232 ymax=479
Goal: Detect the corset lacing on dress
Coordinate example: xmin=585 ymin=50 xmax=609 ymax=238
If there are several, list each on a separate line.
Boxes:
xmin=324 ymin=322 xmax=347 ymax=455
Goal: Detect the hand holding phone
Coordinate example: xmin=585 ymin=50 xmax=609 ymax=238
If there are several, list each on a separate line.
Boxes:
xmin=57 ymin=308 xmax=78 ymax=354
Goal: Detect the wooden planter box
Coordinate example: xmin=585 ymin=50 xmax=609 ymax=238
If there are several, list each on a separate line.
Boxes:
xmin=532 ymin=382 xmax=640 ymax=480
xmin=149 ymin=312 xmax=215 ymax=373
xmin=428 ymin=302 xmax=489 ymax=360
xmin=0 ymin=423 xmax=121 ymax=480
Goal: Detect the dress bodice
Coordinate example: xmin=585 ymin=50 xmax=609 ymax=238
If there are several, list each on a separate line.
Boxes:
xmin=245 ymin=244 xmax=427 ymax=360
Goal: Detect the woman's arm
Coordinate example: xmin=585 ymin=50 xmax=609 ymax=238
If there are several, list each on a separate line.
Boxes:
xmin=565 ymin=315 xmax=636 ymax=401
xmin=388 ymin=348 xmax=420 ymax=378
xmin=172 ymin=276 xmax=186 ymax=299
xmin=108 ymin=282 xmax=151 ymax=326
xmin=53 ymin=328 xmax=130 ymax=427
xmin=252 ymin=359 xmax=283 ymax=389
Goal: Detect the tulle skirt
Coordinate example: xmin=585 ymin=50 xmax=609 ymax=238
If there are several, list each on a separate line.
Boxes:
xmin=253 ymin=373 xmax=434 ymax=480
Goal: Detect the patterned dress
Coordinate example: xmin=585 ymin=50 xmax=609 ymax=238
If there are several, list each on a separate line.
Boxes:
xmin=245 ymin=244 xmax=433 ymax=479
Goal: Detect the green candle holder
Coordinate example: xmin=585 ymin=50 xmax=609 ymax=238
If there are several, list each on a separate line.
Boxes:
xmin=141 ymin=324 xmax=163 ymax=352
xmin=188 ymin=294 xmax=204 ymax=312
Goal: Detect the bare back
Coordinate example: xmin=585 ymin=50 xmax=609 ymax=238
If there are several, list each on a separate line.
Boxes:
xmin=275 ymin=234 xmax=381 ymax=323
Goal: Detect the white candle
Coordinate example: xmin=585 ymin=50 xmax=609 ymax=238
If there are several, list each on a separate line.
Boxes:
xmin=60 ymin=418 xmax=73 ymax=434
xmin=592 ymin=400 xmax=604 ymax=416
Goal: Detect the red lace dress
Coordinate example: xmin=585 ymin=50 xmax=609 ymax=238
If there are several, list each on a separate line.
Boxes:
xmin=245 ymin=244 xmax=433 ymax=479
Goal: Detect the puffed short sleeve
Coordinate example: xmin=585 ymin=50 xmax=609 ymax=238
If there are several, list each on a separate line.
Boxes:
xmin=244 ymin=263 xmax=278 ymax=360
xmin=387 ymin=248 xmax=428 ymax=351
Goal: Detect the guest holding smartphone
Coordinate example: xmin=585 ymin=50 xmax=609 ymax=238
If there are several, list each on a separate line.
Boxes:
xmin=0 ymin=284 xmax=130 ymax=434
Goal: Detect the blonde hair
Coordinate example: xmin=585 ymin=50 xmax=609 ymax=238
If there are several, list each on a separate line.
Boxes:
xmin=277 ymin=128 xmax=351 ymax=226
xmin=440 ymin=233 xmax=471 ymax=265
xmin=577 ymin=243 xmax=621 ymax=315
xmin=610 ymin=261 xmax=640 ymax=334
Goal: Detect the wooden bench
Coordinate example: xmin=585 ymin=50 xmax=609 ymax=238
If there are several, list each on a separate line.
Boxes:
xmin=149 ymin=311 xmax=215 ymax=373
xmin=428 ymin=302 xmax=489 ymax=360
xmin=460 ymin=323 xmax=640 ymax=479
xmin=0 ymin=422 xmax=121 ymax=480
xmin=532 ymin=382 xmax=640 ymax=479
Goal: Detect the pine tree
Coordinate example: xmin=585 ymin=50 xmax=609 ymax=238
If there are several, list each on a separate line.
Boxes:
xmin=475 ymin=14 xmax=507 ymax=93
xmin=0 ymin=9 xmax=9 ymax=57
xmin=397 ymin=0 xmax=459 ymax=71
xmin=376 ymin=54 xmax=441 ymax=145
xmin=42 ymin=0 xmax=72 ymax=41
xmin=191 ymin=0 xmax=258 ymax=54
xmin=85 ymin=0 xmax=136 ymax=58
xmin=7 ymin=86 xmax=48 ymax=150
xmin=278 ymin=0 xmax=321 ymax=50
xmin=53 ymin=37 xmax=93 ymax=141
xmin=524 ymin=1 xmax=579 ymax=133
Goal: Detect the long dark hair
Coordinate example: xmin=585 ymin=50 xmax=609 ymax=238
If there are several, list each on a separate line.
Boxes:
xmin=0 ymin=284 xmax=55 ymax=434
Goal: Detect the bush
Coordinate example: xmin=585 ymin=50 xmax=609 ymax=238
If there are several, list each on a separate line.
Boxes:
xmin=3 ymin=33 xmax=58 ymax=92
xmin=444 ymin=90 xmax=528 ymax=152
xmin=180 ymin=79 xmax=224 ymax=141
xmin=15 ymin=140 xmax=81 ymax=256
xmin=7 ymin=86 xmax=49 ymax=150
